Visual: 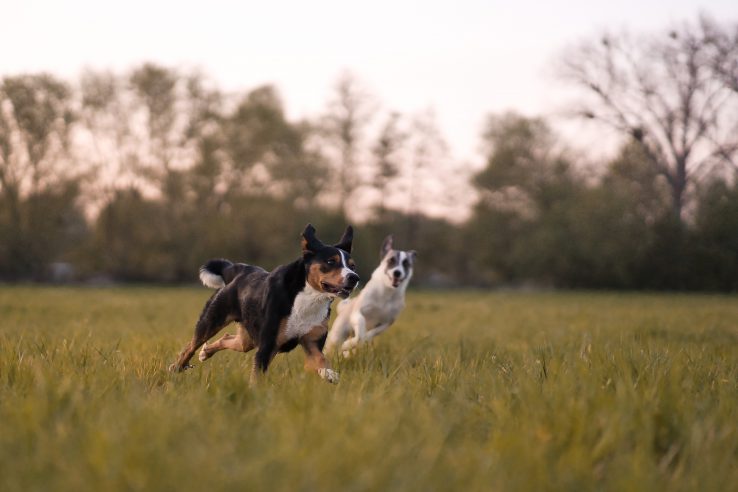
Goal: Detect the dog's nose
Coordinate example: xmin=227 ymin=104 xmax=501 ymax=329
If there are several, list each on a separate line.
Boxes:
xmin=392 ymin=270 xmax=402 ymax=278
xmin=346 ymin=272 xmax=360 ymax=286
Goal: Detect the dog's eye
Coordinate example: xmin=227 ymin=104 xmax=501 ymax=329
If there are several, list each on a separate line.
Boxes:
xmin=403 ymin=259 xmax=410 ymax=269
xmin=326 ymin=258 xmax=336 ymax=266
xmin=387 ymin=258 xmax=396 ymax=266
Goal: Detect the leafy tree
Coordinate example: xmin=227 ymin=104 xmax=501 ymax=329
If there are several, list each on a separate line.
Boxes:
xmin=470 ymin=113 xmax=584 ymax=285
xmin=690 ymin=179 xmax=738 ymax=290
xmin=474 ymin=112 xmax=576 ymax=215
xmin=0 ymin=74 xmax=82 ymax=279
xmin=224 ymin=86 xmax=327 ymax=207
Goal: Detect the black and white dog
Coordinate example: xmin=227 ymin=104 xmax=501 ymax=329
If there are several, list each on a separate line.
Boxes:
xmin=325 ymin=235 xmax=415 ymax=356
xmin=169 ymin=224 xmax=359 ymax=384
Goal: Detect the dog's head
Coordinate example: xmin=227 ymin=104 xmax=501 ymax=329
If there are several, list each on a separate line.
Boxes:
xmin=301 ymin=224 xmax=360 ymax=299
xmin=378 ymin=235 xmax=416 ymax=288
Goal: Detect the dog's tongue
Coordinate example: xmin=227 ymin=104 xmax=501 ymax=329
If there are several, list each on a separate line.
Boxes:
xmin=392 ymin=278 xmax=401 ymax=287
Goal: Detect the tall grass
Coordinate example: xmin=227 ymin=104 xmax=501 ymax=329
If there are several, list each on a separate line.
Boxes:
xmin=1 ymin=287 xmax=737 ymax=491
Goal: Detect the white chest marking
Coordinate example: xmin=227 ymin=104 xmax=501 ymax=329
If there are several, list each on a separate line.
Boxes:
xmin=285 ymin=284 xmax=332 ymax=339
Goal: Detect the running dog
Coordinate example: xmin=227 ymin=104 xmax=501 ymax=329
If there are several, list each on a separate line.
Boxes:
xmin=325 ymin=235 xmax=415 ymax=356
xmin=169 ymin=224 xmax=360 ymax=384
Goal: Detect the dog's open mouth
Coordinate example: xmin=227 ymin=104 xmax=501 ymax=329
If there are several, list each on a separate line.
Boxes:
xmin=321 ymin=282 xmax=352 ymax=298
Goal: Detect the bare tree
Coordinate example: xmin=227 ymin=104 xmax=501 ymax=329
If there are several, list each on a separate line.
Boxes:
xmin=371 ymin=111 xmax=406 ymax=219
xmin=560 ymin=17 xmax=738 ymax=222
xmin=322 ymin=72 xmax=374 ymax=221
xmin=703 ymin=16 xmax=738 ymax=92
xmin=404 ymin=109 xmax=452 ymax=231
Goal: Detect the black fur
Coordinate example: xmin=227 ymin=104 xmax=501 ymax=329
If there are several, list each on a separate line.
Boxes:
xmin=170 ymin=224 xmax=358 ymax=375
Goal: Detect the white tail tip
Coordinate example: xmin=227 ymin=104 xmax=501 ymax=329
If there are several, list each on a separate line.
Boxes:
xmin=199 ymin=269 xmax=225 ymax=289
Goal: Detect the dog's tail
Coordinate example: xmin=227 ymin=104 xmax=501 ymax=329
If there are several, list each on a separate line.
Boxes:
xmin=199 ymin=259 xmax=234 ymax=289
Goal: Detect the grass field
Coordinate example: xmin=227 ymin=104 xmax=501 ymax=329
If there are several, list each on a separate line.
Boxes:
xmin=1 ymin=286 xmax=737 ymax=491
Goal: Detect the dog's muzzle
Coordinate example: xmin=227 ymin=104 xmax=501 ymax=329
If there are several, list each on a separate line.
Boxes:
xmin=341 ymin=273 xmax=360 ymax=297
xmin=389 ymin=269 xmax=404 ymax=288
xmin=322 ymin=273 xmax=360 ymax=298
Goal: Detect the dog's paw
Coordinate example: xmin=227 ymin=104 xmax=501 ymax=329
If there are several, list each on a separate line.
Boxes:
xmin=318 ymin=368 xmax=340 ymax=384
xmin=198 ymin=343 xmax=209 ymax=362
xmin=168 ymin=363 xmax=194 ymax=373
xmin=341 ymin=350 xmax=353 ymax=359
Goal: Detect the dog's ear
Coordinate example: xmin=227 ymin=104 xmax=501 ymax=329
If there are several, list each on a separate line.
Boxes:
xmin=334 ymin=225 xmax=353 ymax=253
xmin=380 ymin=235 xmax=394 ymax=259
xmin=301 ymin=223 xmax=324 ymax=255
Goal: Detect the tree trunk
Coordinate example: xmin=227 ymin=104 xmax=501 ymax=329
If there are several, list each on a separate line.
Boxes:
xmin=671 ymin=157 xmax=687 ymax=223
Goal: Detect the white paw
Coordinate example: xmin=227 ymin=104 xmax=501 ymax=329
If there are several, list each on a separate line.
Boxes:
xmin=318 ymin=368 xmax=340 ymax=384
xmin=341 ymin=350 xmax=353 ymax=359
xmin=198 ymin=343 xmax=208 ymax=362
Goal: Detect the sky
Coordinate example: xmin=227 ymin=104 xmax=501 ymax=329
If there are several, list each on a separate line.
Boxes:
xmin=2 ymin=0 xmax=737 ymax=163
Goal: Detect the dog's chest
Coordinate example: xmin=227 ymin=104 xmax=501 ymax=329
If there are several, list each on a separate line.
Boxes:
xmin=284 ymin=286 xmax=332 ymax=339
xmin=359 ymin=275 xmax=406 ymax=324
xmin=361 ymin=293 xmax=404 ymax=324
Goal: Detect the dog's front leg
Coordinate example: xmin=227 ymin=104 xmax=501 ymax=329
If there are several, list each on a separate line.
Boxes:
xmin=341 ymin=311 xmax=367 ymax=353
xmin=249 ymin=346 xmax=276 ymax=386
xmin=250 ymin=312 xmax=281 ymax=386
xmin=364 ymin=321 xmax=392 ymax=342
xmin=300 ymin=325 xmax=339 ymax=384
xmin=339 ymin=311 xmax=369 ymax=356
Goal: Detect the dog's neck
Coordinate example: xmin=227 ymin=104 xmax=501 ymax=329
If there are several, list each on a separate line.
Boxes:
xmin=279 ymin=257 xmax=310 ymax=301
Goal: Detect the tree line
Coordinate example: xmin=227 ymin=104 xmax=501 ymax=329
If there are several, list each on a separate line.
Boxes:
xmin=1 ymin=15 xmax=737 ymax=290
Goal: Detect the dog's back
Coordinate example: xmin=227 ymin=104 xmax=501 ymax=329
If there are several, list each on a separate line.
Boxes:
xmin=199 ymin=259 xmax=267 ymax=289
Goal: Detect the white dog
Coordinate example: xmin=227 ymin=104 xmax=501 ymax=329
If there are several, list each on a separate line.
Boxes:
xmin=325 ymin=235 xmax=416 ymax=356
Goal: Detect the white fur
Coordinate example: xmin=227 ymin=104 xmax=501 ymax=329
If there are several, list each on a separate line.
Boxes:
xmin=325 ymin=250 xmax=413 ymax=354
xmin=284 ymin=284 xmax=333 ymax=340
xmin=199 ymin=269 xmax=225 ymax=289
xmin=386 ymin=251 xmax=409 ymax=288
xmin=338 ymin=249 xmax=358 ymax=283
xmin=318 ymin=367 xmax=340 ymax=383
xmin=198 ymin=342 xmax=209 ymax=362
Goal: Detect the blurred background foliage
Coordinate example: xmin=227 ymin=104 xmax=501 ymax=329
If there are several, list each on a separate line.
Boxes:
xmin=1 ymin=16 xmax=738 ymax=290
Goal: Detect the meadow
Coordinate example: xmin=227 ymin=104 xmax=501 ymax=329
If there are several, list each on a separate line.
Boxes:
xmin=1 ymin=286 xmax=737 ymax=492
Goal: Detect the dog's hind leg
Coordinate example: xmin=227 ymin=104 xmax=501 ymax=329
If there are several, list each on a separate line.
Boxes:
xmin=169 ymin=290 xmax=235 ymax=372
xmin=199 ymin=324 xmax=254 ymax=362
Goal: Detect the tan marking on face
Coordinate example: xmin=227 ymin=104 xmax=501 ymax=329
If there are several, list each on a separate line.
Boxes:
xmin=306 ymin=263 xmax=323 ymax=291
xmin=306 ymin=262 xmax=345 ymax=292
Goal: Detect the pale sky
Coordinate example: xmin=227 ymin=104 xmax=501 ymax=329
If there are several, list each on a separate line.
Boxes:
xmin=2 ymin=0 xmax=737 ymax=163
